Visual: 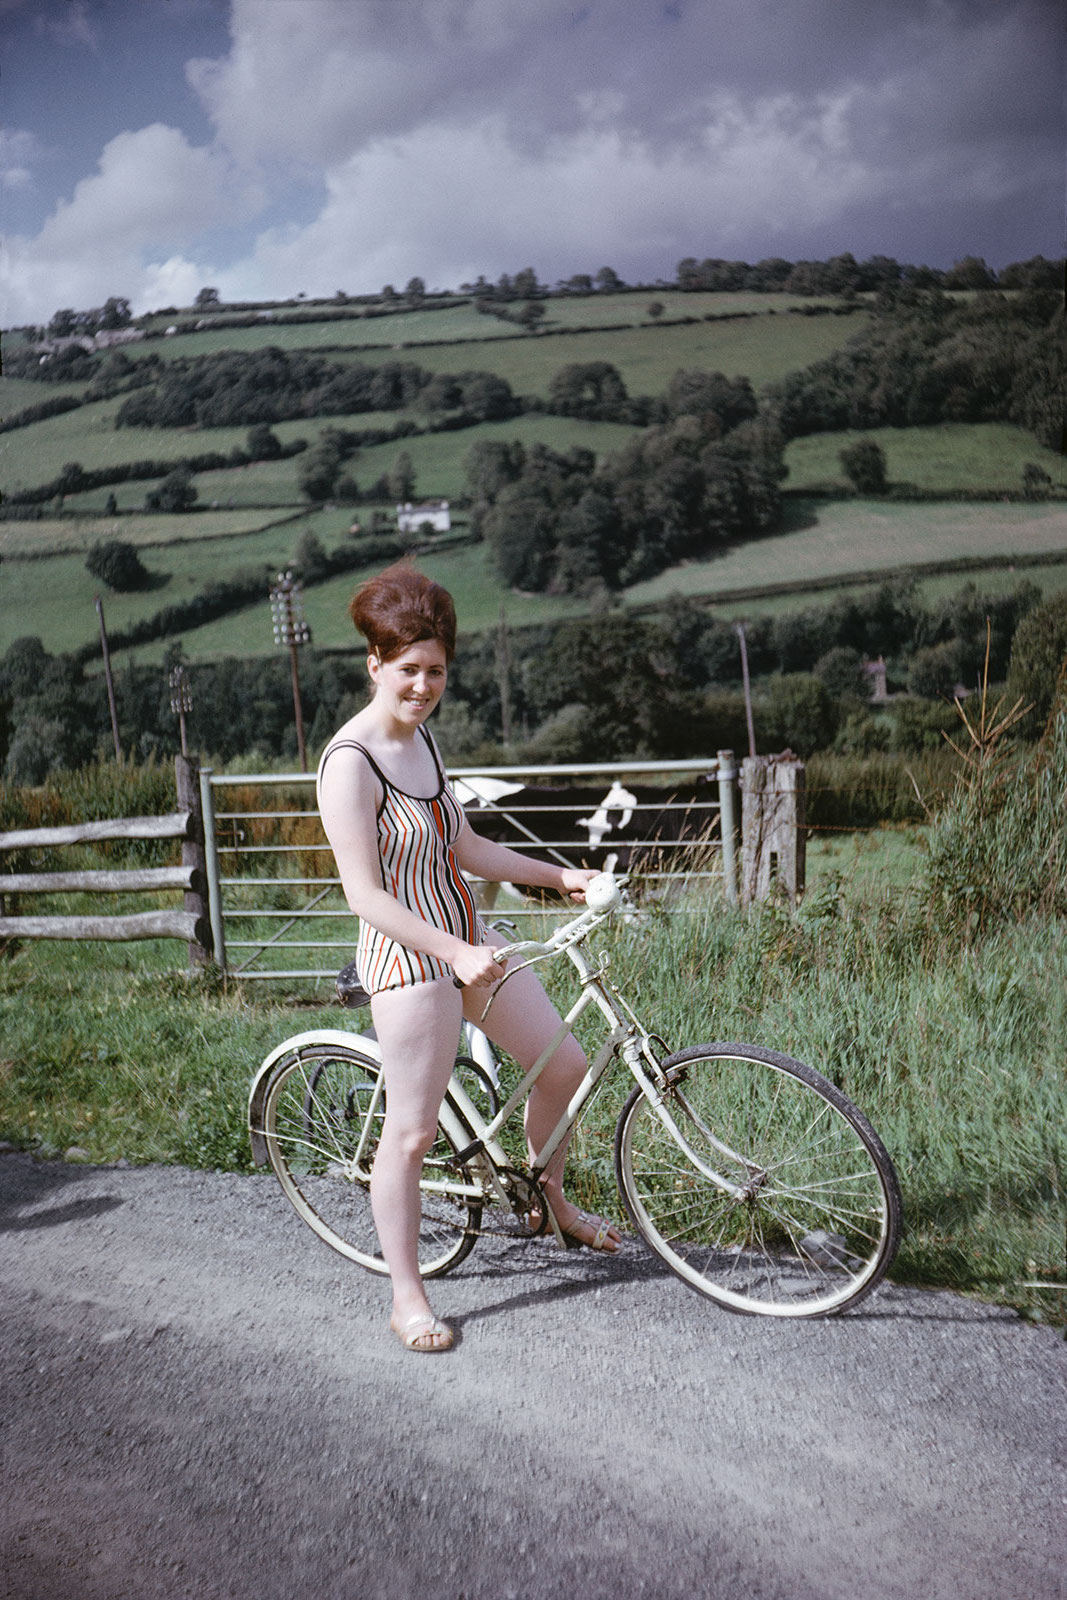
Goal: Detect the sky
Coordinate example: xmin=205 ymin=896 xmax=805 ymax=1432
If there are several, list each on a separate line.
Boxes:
xmin=1 ymin=0 xmax=1063 ymax=327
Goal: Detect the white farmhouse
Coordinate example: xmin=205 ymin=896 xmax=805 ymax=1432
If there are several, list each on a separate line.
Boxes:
xmin=396 ymin=499 xmax=451 ymax=534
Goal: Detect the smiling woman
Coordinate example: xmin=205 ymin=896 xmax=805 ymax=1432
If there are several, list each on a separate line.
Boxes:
xmin=313 ymin=560 xmax=617 ymax=1351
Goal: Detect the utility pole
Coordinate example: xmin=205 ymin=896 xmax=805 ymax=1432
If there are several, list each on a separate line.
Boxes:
xmin=735 ymin=622 xmax=756 ymax=759
xmin=496 ymin=604 xmax=513 ymax=745
xmin=95 ymin=595 xmax=122 ymax=762
xmin=169 ymin=663 xmax=193 ymax=757
xmin=270 ymin=570 xmax=311 ymax=771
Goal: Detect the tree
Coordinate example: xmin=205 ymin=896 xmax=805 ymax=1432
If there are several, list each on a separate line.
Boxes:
xmin=195 ymin=287 xmax=221 ymax=310
xmin=86 ymin=539 xmax=150 ymax=591
xmin=292 ymin=529 xmax=330 ymax=584
xmin=646 ymin=301 xmax=664 ymax=320
xmin=404 ymin=277 xmax=426 ymax=305
xmin=1007 ymin=593 xmax=1067 ymax=736
xmin=388 ymin=451 xmax=416 ymax=501
xmin=247 ymin=423 xmax=283 ymax=460
xmin=98 ymin=296 xmax=132 ymax=330
xmin=595 ymin=266 xmax=624 ymax=292
xmin=145 ymin=466 xmax=197 ymax=512
xmin=48 ymin=308 xmax=78 ymax=338
xmin=839 ymin=438 xmax=888 ymax=494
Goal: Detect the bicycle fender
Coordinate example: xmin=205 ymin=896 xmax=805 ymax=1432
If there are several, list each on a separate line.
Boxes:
xmin=247 ymin=1027 xmax=382 ymax=1167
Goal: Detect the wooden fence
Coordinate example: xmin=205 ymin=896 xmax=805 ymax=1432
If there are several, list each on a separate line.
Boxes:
xmin=0 ymin=755 xmax=213 ymax=967
xmin=0 ymin=751 xmax=806 ymax=973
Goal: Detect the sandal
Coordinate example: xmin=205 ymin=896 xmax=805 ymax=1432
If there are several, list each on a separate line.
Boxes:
xmin=557 ymin=1209 xmax=622 ymax=1253
xmin=389 ymin=1312 xmax=454 ymax=1353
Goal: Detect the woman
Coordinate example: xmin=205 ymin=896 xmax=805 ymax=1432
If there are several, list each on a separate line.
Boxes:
xmin=317 ymin=563 xmax=621 ymax=1353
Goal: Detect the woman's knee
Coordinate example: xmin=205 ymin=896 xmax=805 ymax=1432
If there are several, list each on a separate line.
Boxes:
xmin=381 ymin=1117 xmax=440 ymax=1164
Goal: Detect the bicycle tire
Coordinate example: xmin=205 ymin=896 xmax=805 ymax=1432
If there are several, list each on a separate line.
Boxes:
xmin=615 ymin=1042 xmax=902 ymax=1318
xmin=262 ymin=1041 xmax=481 ymax=1277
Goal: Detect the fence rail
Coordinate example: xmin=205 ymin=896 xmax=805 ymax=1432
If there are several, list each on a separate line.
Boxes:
xmin=0 ymin=757 xmax=212 ymax=964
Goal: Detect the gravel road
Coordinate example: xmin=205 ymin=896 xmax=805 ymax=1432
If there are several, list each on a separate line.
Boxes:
xmin=1 ymin=1149 xmax=1064 ymax=1600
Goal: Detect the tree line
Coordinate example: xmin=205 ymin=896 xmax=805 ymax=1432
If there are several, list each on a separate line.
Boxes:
xmin=4 ymin=576 xmax=1062 ymax=784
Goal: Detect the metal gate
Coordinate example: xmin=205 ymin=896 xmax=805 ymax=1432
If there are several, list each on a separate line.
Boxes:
xmin=200 ymin=752 xmax=738 ymax=987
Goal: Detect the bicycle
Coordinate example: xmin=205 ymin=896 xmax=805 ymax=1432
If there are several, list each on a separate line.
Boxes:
xmin=248 ymin=872 xmax=903 ymax=1318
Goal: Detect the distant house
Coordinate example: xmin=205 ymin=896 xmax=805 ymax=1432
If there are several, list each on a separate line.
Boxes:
xmin=396 ymin=500 xmax=451 ymax=534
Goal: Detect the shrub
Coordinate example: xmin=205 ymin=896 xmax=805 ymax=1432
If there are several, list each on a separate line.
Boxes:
xmin=85 ymin=539 xmax=150 ymax=592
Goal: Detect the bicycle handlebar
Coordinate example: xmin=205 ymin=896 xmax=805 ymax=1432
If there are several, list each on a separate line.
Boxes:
xmin=492 ymin=870 xmax=627 ymax=967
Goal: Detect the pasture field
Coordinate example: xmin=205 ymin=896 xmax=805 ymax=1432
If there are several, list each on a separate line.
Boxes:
xmin=102 ymin=537 xmax=588 ymax=668
xmin=625 ymin=500 xmax=1067 ymax=607
xmin=93 ymin=499 xmax=1067 ymax=669
xmin=786 ymin=422 xmax=1067 ymax=493
xmin=1 ymin=375 xmax=88 ymax=412
xmin=9 ymin=494 xmax=1067 ymax=664
xmin=333 ymin=307 xmax=870 ymax=399
xmin=0 ymin=507 xmax=289 ymax=559
xmin=126 ymin=290 xmax=854 ymax=360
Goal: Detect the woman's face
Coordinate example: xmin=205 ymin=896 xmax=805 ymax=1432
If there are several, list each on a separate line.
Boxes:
xmin=368 ymin=638 xmax=448 ymax=727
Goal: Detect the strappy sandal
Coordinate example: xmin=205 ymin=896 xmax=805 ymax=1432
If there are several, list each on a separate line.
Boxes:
xmin=389 ymin=1312 xmax=454 ymax=1353
xmin=557 ymin=1209 xmax=621 ymax=1253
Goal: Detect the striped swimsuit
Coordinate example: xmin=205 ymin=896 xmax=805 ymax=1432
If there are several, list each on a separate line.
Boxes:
xmin=320 ymin=726 xmax=484 ymax=994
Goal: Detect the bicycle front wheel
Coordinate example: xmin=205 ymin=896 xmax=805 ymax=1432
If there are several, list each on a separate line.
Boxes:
xmin=615 ymin=1043 xmax=902 ymax=1317
xmin=261 ymin=1042 xmax=481 ymax=1277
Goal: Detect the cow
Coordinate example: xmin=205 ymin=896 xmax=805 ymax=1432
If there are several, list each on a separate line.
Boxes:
xmin=452 ymin=771 xmax=722 ymax=903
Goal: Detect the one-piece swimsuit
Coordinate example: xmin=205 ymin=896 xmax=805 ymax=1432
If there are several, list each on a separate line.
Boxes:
xmin=318 ymin=725 xmax=485 ymax=994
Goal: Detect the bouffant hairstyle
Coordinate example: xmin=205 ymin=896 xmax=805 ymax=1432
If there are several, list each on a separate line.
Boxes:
xmin=348 ymin=561 xmax=457 ymax=663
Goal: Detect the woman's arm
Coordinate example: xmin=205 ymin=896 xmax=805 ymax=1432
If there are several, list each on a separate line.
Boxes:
xmin=453 ymin=819 xmax=596 ymax=901
xmin=317 ymin=747 xmax=504 ymax=985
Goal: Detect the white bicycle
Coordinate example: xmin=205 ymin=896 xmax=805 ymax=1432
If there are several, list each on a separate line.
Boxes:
xmin=249 ymin=873 xmax=903 ymax=1318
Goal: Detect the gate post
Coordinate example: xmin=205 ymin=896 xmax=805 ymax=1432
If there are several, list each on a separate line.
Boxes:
xmin=198 ymin=766 xmax=227 ymax=974
xmin=716 ymin=749 xmax=739 ymax=904
xmin=740 ymin=754 xmax=806 ymax=907
xmin=175 ymin=753 xmax=213 ymax=967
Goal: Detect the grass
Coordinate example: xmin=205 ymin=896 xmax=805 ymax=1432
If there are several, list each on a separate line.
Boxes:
xmin=339 ymin=308 xmax=870 ymax=399
xmin=625 ymin=499 xmax=1067 ymax=607
xmin=786 ymin=422 xmax=1067 ymax=493
xmin=120 ymin=291 xmax=855 ymax=361
xmin=0 ymin=508 xmax=287 ymax=559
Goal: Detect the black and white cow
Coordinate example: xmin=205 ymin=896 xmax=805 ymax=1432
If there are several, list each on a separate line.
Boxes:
xmin=452 ymin=771 xmax=721 ymax=899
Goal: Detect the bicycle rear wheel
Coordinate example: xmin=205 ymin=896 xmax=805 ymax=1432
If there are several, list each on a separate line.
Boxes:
xmin=615 ymin=1042 xmax=901 ymax=1317
xmin=261 ymin=1042 xmax=481 ymax=1277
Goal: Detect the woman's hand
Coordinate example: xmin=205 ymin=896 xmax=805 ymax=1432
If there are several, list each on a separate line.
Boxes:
xmin=451 ymin=941 xmax=508 ymax=989
xmin=560 ymin=867 xmax=599 ymax=902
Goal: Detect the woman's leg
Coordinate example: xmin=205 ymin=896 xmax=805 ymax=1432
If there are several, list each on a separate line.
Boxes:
xmin=461 ymin=961 xmax=621 ymax=1248
xmin=369 ymin=979 xmax=463 ymax=1340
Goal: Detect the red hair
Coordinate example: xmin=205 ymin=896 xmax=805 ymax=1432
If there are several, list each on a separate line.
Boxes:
xmin=348 ymin=561 xmax=457 ymax=663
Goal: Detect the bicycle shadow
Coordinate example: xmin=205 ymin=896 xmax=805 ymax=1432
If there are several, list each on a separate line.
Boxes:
xmin=0 ymin=1153 xmax=126 ymax=1233
xmin=451 ymin=1235 xmax=1018 ymax=1330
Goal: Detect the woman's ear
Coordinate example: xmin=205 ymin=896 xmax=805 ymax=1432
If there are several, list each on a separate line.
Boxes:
xmin=367 ymin=651 xmax=380 ymax=685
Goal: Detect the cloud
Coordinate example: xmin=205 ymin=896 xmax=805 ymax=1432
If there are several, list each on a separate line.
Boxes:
xmin=2 ymin=0 xmax=1060 ymax=325
xmin=0 ymin=129 xmax=40 ymax=191
xmin=1 ymin=123 xmax=249 ymax=323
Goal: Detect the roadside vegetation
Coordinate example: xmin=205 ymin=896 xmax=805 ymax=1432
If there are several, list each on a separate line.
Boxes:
xmin=1 ymin=682 xmax=1064 ymax=1322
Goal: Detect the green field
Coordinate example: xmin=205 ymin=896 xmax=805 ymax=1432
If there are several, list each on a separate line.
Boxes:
xmin=786 ymin=423 xmax=1067 ymax=493
xmin=330 ymin=308 xmax=870 ymax=400
xmin=126 ymin=290 xmax=855 ymax=360
xmin=626 ymin=499 xmax=1067 ymax=608
xmin=0 ymin=507 xmax=289 ymax=559
xmin=8 ymin=491 xmax=1066 ymax=664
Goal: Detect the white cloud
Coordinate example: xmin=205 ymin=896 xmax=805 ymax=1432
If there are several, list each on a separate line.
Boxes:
xmin=228 ymin=95 xmax=874 ymax=301
xmin=0 ymin=129 xmax=41 ymax=191
xmin=1 ymin=124 xmax=253 ymax=324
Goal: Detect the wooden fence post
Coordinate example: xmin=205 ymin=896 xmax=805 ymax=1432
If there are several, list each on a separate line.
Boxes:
xmin=740 ymin=754 xmax=807 ymax=908
xmin=174 ymin=754 xmax=213 ymax=968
